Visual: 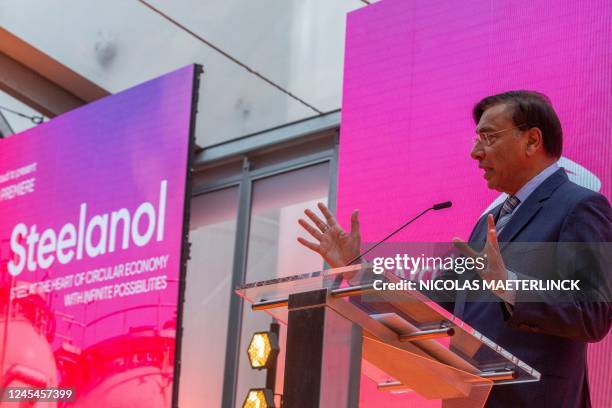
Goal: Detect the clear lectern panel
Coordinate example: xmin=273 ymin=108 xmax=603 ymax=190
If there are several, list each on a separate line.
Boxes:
xmin=236 ymin=264 xmax=541 ymax=397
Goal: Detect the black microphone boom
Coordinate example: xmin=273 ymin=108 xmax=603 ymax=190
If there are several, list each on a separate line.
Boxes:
xmin=346 ymin=201 xmax=452 ymax=265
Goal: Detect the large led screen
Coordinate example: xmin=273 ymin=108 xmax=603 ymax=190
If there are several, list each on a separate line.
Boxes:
xmin=339 ymin=0 xmax=611 ymax=406
xmin=0 ymin=65 xmax=200 ymax=407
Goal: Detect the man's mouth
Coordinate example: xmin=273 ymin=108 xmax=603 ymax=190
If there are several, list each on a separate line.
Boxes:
xmin=480 ymin=165 xmax=493 ymax=179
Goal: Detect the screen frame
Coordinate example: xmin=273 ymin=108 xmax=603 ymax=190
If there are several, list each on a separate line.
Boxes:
xmin=171 ymin=63 xmax=203 ymax=408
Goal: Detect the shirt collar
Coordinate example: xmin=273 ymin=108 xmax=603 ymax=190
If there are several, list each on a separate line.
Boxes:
xmin=514 ymin=162 xmax=560 ymax=203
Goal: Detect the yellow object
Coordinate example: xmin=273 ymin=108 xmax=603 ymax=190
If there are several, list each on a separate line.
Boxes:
xmin=247 ymin=332 xmax=273 ymax=369
xmin=242 ymin=389 xmax=273 ymax=408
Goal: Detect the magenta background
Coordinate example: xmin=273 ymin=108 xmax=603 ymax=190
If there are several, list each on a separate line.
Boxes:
xmin=0 ymin=65 xmax=195 ymax=405
xmin=339 ymin=0 xmax=611 ymax=406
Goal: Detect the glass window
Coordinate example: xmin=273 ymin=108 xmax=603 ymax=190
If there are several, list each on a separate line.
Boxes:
xmin=179 ymin=187 xmax=239 ymax=408
xmin=235 ymin=163 xmax=330 ymax=406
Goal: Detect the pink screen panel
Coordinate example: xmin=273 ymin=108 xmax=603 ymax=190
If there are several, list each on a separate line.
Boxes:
xmin=339 ymin=1 xmax=611 ymax=406
xmin=0 ymin=65 xmax=197 ymax=407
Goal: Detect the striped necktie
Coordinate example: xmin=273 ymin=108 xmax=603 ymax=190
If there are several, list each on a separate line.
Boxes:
xmin=496 ymin=195 xmax=520 ymax=231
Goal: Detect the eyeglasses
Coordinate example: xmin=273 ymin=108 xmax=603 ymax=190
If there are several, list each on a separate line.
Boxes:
xmin=473 ymin=124 xmax=527 ymax=146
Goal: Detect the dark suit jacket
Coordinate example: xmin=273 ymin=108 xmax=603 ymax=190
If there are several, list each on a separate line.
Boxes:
xmin=458 ymin=168 xmax=612 ymax=408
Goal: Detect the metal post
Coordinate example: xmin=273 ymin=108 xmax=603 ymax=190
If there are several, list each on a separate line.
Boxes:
xmin=282 ymin=289 xmax=362 ymax=408
xmin=266 ymin=321 xmax=280 ymax=393
xmin=221 ymin=157 xmax=253 ymax=408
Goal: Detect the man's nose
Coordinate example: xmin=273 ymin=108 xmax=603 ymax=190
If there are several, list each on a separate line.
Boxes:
xmin=471 ymin=143 xmax=485 ymax=160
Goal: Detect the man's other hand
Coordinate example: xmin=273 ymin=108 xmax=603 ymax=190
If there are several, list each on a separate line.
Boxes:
xmin=297 ymin=202 xmax=361 ymax=268
xmin=453 ymin=214 xmax=508 ymax=283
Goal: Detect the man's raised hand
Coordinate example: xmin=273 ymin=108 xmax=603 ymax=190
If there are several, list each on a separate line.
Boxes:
xmin=453 ymin=214 xmax=508 ymax=283
xmin=297 ymin=202 xmax=361 ymax=268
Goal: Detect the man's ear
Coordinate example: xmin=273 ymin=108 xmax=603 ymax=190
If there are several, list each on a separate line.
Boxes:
xmin=525 ymin=127 xmax=543 ymax=156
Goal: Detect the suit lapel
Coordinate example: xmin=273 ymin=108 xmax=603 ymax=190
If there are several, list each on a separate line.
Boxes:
xmin=498 ymin=168 xmax=569 ymax=246
xmin=497 ymin=199 xmax=542 ymax=245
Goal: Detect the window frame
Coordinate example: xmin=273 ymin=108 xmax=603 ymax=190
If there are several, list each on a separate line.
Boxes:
xmin=188 ymin=111 xmax=340 ymax=407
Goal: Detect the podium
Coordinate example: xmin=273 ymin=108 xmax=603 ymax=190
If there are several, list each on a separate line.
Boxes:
xmin=236 ymin=264 xmax=540 ymax=407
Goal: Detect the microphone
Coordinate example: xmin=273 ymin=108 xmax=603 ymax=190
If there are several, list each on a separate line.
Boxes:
xmin=433 ymin=201 xmax=452 ymax=210
xmin=345 ymin=201 xmax=452 ymax=265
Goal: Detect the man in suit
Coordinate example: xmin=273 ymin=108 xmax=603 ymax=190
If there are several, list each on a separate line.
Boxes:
xmin=297 ymin=90 xmax=612 ymax=407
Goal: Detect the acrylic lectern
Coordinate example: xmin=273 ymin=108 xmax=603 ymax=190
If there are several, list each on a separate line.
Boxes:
xmin=236 ymin=264 xmax=540 ymax=408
